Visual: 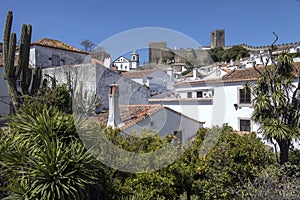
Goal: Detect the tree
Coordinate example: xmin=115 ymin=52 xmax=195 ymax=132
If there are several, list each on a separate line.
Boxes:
xmin=90 ymin=46 xmax=110 ymax=61
xmin=208 ymin=46 xmax=250 ymax=63
xmin=80 ymin=39 xmax=95 ymax=52
xmin=251 ymin=33 xmax=300 ymax=164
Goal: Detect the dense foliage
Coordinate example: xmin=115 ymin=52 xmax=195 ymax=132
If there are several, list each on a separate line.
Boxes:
xmin=209 ymin=46 xmax=250 ymax=63
xmin=1 ymin=109 xmax=300 ymax=199
xmin=0 ymin=81 xmax=299 ymax=199
xmin=0 ymin=106 xmax=99 ymax=199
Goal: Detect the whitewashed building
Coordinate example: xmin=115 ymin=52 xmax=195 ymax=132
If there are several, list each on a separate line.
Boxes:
xmin=112 ymin=50 xmax=139 ymax=71
xmin=29 ymin=38 xmax=90 ymax=68
xmin=42 ymin=62 xmax=150 ymax=110
xmin=122 ymin=69 xmax=172 ymax=96
xmin=150 ymin=67 xmax=263 ymax=132
xmin=98 ymin=84 xmax=204 ymax=144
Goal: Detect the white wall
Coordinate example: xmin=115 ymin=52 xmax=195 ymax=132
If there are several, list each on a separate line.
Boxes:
xmin=220 ymin=82 xmax=259 ymax=131
xmin=31 ymin=45 xmax=90 ymax=68
xmin=152 ymin=81 xmax=260 ymax=132
xmin=113 ymin=56 xmax=131 ymax=71
xmin=159 ymin=101 xmax=214 ymax=128
xmin=123 ymin=108 xmax=203 ymax=143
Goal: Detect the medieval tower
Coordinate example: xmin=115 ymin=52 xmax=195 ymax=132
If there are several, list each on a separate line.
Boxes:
xmin=210 ymin=29 xmax=225 ymax=48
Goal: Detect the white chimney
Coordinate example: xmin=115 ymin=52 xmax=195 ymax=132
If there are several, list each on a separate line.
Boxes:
xmin=192 ymin=68 xmax=198 ymax=80
xmin=107 ymin=84 xmax=123 ymax=128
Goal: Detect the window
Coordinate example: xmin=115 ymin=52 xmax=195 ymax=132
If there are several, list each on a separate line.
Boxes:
xmin=60 ymin=59 xmax=65 ymax=66
xmin=197 ymin=91 xmax=203 ymax=98
xmin=239 ymin=87 xmax=251 ymax=104
xmin=187 ymin=92 xmax=192 ymax=98
xmin=52 ymin=54 xmax=60 ymax=66
xmin=240 ymin=119 xmax=251 ymax=132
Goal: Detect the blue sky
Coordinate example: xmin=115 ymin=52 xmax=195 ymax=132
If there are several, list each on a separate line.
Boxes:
xmin=1 ymin=0 xmax=300 ymax=56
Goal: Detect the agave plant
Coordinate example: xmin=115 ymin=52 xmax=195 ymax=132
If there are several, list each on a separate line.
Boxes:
xmin=0 ymin=106 xmax=99 ymax=199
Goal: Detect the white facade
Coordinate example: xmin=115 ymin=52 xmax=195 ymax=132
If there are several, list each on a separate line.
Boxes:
xmin=113 ymin=56 xmax=131 ymax=71
xmin=29 ymin=45 xmax=90 ymax=68
xmin=150 ymin=80 xmax=260 ymax=133
xmin=112 ymin=50 xmax=139 ymax=71
xmin=123 ymin=107 xmax=203 ymax=143
xmin=123 ymin=69 xmax=172 ymax=96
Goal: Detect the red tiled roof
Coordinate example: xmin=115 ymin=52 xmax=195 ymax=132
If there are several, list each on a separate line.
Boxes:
xmin=221 ymin=67 xmax=261 ymax=82
xmin=121 ymin=69 xmax=157 ymax=78
xmin=97 ymin=105 xmax=164 ymax=130
xmin=175 ymin=64 xmax=300 ymax=86
xmin=31 ymin=38 xmax=89 ymax=54
xmin=97 ymin=104 xmax=203 ymax=130
xmin=176 ymin=66 xmax=263 ymax=86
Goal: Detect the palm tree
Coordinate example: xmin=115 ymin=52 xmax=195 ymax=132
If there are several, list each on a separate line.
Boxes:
xmin=252 ymin=33 xmax=300 ymax=164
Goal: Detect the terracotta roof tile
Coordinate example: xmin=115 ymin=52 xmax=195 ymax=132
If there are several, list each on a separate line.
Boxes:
xmin=121 ymin=69 xmax=157 ymax=78
xmin=31 ymin=38 xmax=89 ymax=54
xmin=175 ymin=64 xmax=300 ymax=86
xmin=97 ymin=104 xmax=204 ymax=130
xmin=97 ymin=104 xmax=164 ymax=130
xmin=221 ymin=67 xmax=261 ymax=82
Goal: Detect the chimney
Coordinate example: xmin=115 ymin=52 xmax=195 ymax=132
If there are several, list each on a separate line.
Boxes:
xmin=107 ymin=84 xmax=123 ymax=128
xmin=192 ymin=68 xmax=198 ymax=80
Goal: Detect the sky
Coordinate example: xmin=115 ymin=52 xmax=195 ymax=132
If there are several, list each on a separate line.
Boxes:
xmin=1 ymin=0 xmax=300 ymax=59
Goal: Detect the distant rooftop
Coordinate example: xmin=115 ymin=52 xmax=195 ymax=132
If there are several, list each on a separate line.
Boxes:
xmin=121 ymin=69 xmax=158 ymax=78
xmin=31 ymin=38 xmax=89 ymax=54
xmin=176 ymin=64 xmax=300 ymax=86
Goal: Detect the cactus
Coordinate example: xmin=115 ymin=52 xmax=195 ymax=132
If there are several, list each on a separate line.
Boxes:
xmin=3 ymin=10 xmax=20 ymax=111
xmin=31 ymin=65 xmax=42 ymax=95
xmin=2 ymin=10 xmax=41 ymax=110
xmin=20 ymin=24 xmax=32 ymax=95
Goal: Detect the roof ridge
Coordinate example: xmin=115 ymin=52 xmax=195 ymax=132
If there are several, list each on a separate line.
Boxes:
xmin=31 ymin=38 xmax=88 ymax=54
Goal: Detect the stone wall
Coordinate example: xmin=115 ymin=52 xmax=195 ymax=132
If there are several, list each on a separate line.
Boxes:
xmin=149 ymin=42 xmax=174 ymax=64
xmin=148 ymin=42 xmax=211 ymax=66
xmin=96 ymin=66 xmax=149 ymax=106
xmin=43 ymin=63 xmax=149 ymax=109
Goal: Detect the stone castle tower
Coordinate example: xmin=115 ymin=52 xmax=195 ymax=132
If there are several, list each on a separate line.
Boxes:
xmin=149 ymin=42 xmax=173 ymax=64
xmin=210 ymin=29 xmax=225 ymax=48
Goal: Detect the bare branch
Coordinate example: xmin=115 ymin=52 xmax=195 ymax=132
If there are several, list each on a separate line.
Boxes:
xmin=271 ymin=32 xmax=279 ymax=48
